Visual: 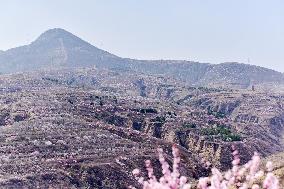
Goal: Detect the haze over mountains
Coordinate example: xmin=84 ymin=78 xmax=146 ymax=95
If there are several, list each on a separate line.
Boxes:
xmin=0 ymin=28 xmax=284 ymax=89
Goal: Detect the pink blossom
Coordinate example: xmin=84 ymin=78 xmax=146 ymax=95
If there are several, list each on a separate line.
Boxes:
xmin=131 ymin=146 xmax=280 ymax=189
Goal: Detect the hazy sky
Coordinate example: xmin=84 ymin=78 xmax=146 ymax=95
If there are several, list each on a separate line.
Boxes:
xmin=0 ymin=0 xmax=284 ymax=72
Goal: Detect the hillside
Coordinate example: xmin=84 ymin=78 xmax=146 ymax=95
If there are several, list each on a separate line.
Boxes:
xmin=0 ymin=68 xmax=283 ymax=187
xmin=197 ymin=62 xmax=284 ymax=88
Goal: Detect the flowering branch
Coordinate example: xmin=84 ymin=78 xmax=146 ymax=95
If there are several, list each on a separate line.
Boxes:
xmin=131 ymin=145 xmax=280 ymax=189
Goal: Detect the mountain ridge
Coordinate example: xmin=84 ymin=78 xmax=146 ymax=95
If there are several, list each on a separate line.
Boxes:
xmin=0 ymin=28 xmax=283 ymax=89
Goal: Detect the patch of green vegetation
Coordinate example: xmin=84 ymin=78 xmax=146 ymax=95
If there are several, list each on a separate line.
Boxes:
xmin=182 ymin=123 xmax=197 ymax=129
xmin=42 ymin=77 xmax=60 ymax=84
xmin=223 ymin=134 xmax=241 ymax=142
xmin=207 ymin=107 xmax=226 ymax=118
xmin=138 ymin=108 xmax=158 ymax=114
xmin=215 ymin=112 xmax=225 ymax=118
xmin=152 ymin=116 xmax=166 ymax=124
xmin=201 ymin=125 xmax=241 ymax=142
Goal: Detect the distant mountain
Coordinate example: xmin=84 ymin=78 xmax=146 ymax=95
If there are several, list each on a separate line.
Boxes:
xmin=0 ymin=28 xmax=283 ymax=89
xmin=197 ymin=62 xmax=284 ymax=88
xmin=0 ymin=28 xmax=123 ymax=73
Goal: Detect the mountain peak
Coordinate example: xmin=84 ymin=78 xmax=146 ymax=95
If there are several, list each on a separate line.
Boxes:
xmin=40 ymin=28 xmax=72 ymax=36
xmin=35 ymin=28 xmax=80 ymax=43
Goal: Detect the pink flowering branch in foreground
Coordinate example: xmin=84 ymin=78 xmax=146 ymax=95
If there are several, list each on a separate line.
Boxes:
xmin=130 ymin=145 xmax=280 ymax=189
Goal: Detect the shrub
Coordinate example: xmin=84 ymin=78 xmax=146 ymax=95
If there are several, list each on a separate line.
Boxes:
xmin=201 ymin=125 xmax=241 ymax=142
xmin=207 ymin=108 xmax=225 ymax=119
xmin=182 ymin=123 xmax=197 ymax=129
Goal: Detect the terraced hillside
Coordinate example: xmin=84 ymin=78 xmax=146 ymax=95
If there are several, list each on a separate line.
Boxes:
xmin=0 ymin=72 xmax=206 ymax=188
xmin=0 ymin=68 xmax=283 ymax=187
